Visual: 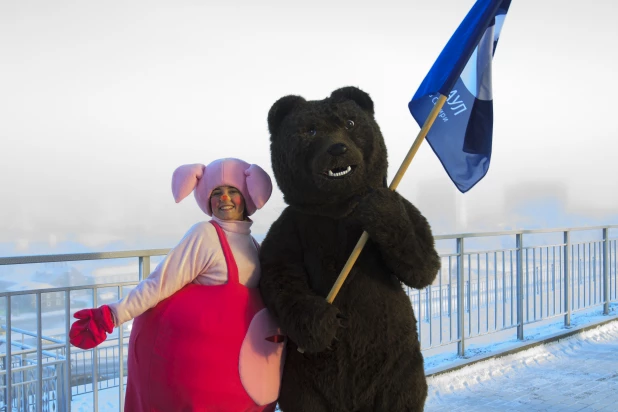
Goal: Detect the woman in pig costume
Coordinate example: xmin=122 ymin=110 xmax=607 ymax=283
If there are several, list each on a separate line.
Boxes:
xmin=69 ymin=158 xmax=285 ymax=412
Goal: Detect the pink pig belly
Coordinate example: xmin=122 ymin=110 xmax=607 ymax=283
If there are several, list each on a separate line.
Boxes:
xmin=238 ymin=308 xmax=286 ymax=406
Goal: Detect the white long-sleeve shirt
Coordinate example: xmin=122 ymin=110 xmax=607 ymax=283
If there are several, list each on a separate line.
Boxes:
xmin=108 ymin=216 xmax=261 ymax=326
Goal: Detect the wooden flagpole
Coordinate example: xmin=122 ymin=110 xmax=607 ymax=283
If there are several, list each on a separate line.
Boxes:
xmin=325 ymin=94 xmax=448 ymax=303
xmin=297 ymin=94 xmax=448 ymax=353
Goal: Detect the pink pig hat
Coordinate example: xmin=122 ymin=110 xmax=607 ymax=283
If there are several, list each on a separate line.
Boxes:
xmin=171 ymin=158 xmax=273 ymax=217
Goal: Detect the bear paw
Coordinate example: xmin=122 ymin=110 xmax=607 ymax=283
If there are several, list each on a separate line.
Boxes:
xmin=294 ymin=300 xmax=347 ymax=354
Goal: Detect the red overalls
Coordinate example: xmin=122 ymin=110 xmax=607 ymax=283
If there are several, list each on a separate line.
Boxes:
xmin=124 ymin=221 xmax=285 ymax=412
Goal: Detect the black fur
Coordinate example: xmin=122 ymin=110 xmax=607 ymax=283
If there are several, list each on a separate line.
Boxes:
xmin=260 ymin=86 xmax=441 ymax=412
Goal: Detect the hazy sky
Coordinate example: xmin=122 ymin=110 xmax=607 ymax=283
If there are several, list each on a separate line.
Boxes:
xmin=1 ymin=0 xmax=617 ymax=254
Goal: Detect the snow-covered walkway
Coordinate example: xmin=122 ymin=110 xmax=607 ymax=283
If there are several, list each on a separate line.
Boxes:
xmin=425 ymin=320 xmax=618 ymax=411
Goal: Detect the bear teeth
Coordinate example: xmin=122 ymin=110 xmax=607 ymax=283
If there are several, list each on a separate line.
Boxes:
xmin=328 ymin=166 xmax=352 ymax=177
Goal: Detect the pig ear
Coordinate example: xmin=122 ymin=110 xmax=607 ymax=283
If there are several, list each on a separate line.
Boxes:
xmin=245 ymin=164 xmax=272 ymax=211
xmin=172 ymin=164 xmax=205 ymax=203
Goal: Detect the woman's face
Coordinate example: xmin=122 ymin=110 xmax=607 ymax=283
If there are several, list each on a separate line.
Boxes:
xmin=210 ymin=186 xmax=245 ymax=221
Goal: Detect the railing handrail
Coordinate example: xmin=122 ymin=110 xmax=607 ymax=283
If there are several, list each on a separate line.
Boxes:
xmin=0 ymin=248 xmax=170 ymax=266
xmin=0 ymin=280 xmax=140 ymax=297
xmin=0 ymin=337 xmax=67 ymax=360
xmin=0 ymin=225 xmax=616 ymax=267
xmin=433 ymin=224 xmax=618 ymax=240
xmin=1 ymin=325 xmax=65 ymax=344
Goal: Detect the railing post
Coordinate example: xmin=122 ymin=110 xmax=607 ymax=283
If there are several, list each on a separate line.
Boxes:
xmin=139 ymin=256 xmax=150 ymax=281
xmin=119 ymin=286 xmax=125 ymax=411
xmin=65 ymin=290 xmax=72 ymax=412
xmin=36 ymin=293 xmax=43 ymax=412
xmin=457 ymin=237 xmax=465 ymax=356
xmin=564 ymin=231 xmax=571 ymax=327
xmin=603 ymin=228 xmax=610 ymax=315
xmin=6 ymin=295 xmax=12 ymax=411
xmin=93 ymin=289 xmax=99 ymax=409
xmin=22 ymin=351 xmax=27 ymax=409
xmin=516 ymin=233 xmax=524 ymax=340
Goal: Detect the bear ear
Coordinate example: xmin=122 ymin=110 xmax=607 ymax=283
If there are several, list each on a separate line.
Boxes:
xmin=329 ymin=86 xmax=374 ymax=116
xmin=267 ymin=95 xmax=306 ymax=135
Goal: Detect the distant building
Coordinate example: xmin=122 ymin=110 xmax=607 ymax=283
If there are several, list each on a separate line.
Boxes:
xmin=412 ymin=177 xmax=464 ymax=233
xmin=502 ymin=180 xmax=570 ymax=228
xmin=89 ymin=263 xmax=139 ymax=285
xmin=41 ymin=291 xmax=65 ymax=309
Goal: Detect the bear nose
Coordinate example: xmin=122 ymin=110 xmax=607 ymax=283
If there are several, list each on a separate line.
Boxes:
xmin=327 ymin=143 xmax=348 ymax=156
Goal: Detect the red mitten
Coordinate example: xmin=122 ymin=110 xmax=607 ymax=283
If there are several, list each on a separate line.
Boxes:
xmin=69 ymin=305 xmax=115 ymax=349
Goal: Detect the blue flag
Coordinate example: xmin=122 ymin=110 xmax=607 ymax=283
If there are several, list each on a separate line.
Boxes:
xmin=409 ymin=0 xmax=511 ymax=193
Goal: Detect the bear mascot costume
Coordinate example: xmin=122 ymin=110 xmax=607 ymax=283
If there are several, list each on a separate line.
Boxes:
xmin=258 ymin=86 xmax=442 ymax=412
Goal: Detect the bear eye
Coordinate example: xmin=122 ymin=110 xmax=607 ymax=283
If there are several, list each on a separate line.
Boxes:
xmin=345 ymin=120 xmax=355 ymax=129
xmin=307 ymin=127 xmax=317 ymax=137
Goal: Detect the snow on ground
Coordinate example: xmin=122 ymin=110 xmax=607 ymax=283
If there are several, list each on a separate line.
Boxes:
xmin=423 ymin=304 xmax=618 ymax=374
xmin=427 ymin=320 xmax=618 ymax=393
xmin=425 ymin=318 xmax=618 ymax=411
xmin=72 ymin=388 xmax=120 ymax=412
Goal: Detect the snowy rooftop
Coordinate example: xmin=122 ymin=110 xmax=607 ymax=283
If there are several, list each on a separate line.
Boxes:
xmin=426 ymin=318 xmax=618 ymax=411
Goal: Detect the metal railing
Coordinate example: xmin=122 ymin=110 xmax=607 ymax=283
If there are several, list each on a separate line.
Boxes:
xmin=1 ymin=250 xmax=166 ymax=412
xmin=1 ymin=226 xmax=617 ymax=411
xmin=405 ymin=225 xmax=618 ymax=355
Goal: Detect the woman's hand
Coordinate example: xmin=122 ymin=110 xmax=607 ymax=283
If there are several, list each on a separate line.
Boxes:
xmin=69 ymin=305 xmax=115 ymax=349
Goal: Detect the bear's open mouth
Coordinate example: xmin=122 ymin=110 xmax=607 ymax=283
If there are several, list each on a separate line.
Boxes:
xmin=325 ymin=165 xmax=356 ymax=179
